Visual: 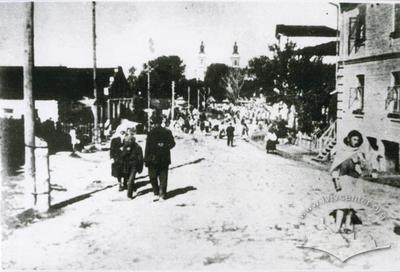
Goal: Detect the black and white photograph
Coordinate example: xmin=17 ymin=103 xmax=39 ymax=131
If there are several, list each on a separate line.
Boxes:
xmin=1 ymin=0 xmax=400 ymax=270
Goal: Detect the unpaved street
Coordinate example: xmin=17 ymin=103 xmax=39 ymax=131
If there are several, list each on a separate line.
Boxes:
xmin=2 ymin=134 xmax=400 ymax=270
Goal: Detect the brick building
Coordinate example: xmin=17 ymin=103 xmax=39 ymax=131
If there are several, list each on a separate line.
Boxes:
xmin=337 ymin=3 xmax=400 ymax=173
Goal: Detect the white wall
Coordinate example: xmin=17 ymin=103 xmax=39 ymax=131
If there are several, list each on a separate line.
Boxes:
xmin=0 ymin=99 xmax=59 ymax=121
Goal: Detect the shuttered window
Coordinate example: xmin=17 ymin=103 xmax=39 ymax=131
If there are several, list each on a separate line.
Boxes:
xmin=395 ymin=4 xmax=400 ymax=33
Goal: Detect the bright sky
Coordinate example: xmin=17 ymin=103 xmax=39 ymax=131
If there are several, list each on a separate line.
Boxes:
xmin=0 ymin=0 xmax=337 ymax=78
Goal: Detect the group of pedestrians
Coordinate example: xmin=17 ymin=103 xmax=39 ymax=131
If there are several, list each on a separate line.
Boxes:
xmin=110 ymin=116 xmax=175 ymax=201
xmin=110 ymin=127 xmax=144 ymax=198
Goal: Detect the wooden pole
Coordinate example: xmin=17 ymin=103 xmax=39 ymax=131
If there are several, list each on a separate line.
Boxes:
xmin=188 ymin=86 xmax=190 ymax=110
xmin=171 ymin=81 xmax=175 ymax=120
xmin=92 ymin=1 xmax=99 ymax=143
xmin=197 ymin=88 xmax=200 ymax=109
xmin=147 ymin=70 xmax=151 ymax=131
xmin=117 ymin=100 xmax=121 ymax=117
xmin=107 ymin=99 xmax=111 ymax=122
xmin=23 ymin=2 xmax=36 ymax=208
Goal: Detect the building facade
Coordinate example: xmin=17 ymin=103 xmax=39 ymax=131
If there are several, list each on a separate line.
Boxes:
xmin=337 ymin=3 xmax=400 ymax=173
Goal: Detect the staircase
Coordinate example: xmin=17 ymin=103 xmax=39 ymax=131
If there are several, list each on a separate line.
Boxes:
xmin=312 ymin=120 xmax=337 ymax=162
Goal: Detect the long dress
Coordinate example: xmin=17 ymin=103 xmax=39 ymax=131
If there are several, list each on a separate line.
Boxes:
xmin=110 ymin=137 xmax=123 ymax=178
xmin=330 ymin=146 xmax=365 ymax=210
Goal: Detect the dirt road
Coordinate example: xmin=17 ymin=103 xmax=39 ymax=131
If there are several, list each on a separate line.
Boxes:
xmin=2 ymin=133 xmax=400 ymax=270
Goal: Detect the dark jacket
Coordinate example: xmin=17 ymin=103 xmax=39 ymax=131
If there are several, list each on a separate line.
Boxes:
xmin=144 ymin=126 xmax=175 ymax=167
xmin=110 ymin=137 xmax=123 ymax=177
xmin=121 ymin=139 xmax=144 ymax=174
xmin=226 ymin=126 xmax=235 ymax=137
xmin=110 ymin=137 xmax=123 ymax=159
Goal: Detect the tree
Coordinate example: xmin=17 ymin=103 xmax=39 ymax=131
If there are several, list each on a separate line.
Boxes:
xmin=222 ymin=68 xmax=245 ymax=102
xmin=247 ymin=42 xmax=335 ymax=134
xmin=204 ymin=63 xmax=229 ymax=102
xmin=247 ymin=55 xmax=278 ymax=102
xmin=134 ymin=55 xmax=186 ymax=99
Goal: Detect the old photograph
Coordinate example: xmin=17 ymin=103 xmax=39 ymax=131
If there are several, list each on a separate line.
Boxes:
xmin=1 ymin=0 xmax=400 ymax=270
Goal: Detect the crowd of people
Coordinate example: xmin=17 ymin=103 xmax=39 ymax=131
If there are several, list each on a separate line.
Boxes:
xmin=166 ymin=101 xmax=286 ymax=151
xmin=103 ymin=98 xmax=385 ymax=234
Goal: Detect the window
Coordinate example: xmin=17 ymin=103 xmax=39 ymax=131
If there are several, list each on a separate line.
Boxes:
xmin=386 ymin=72 xmax=400 ymax=117
xmin=349 ymin=75 xmax=364 ymax=114
xmin=348 ymin=5 xmax=366 ymax=54
xmin=390 ymin=4 xmax=400 ymax=38
xmin=396 ymin=4 xmax=400 ymax=32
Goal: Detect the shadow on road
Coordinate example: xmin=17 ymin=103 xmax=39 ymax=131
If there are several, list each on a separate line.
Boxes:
xmin=6 ymin=158 xmax=206 ymax=232
xmin=135 ymin=180 xmax=150 ymax=190
xmin=137 ymin=188 xmax=153 ymax=196
xmin=169 ymin=158 xmax=205 ymax=170
xmin=166 ymin=186 xmax=197 ymax=200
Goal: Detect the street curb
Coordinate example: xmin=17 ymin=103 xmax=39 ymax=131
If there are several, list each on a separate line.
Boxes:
xmin=248 ymin=138 xmax=400 ymax=188
xmin=247 ymin=139 xmax=329 ymax=172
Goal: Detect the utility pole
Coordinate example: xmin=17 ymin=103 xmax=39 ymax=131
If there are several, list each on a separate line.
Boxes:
xmin=92 ymin=1 xmax=99 ymax=143
xmin=188 ymin=86 xmax=190 ymax=110
xmin=23 ymin=2 xmax=36 ymax=208
xmin=171 ymin=81 xmax=175 ymax=120
xmin=147 ymin=69 xmax=151 ymax=131
xmin=197 ymin=88 xmax=200 ymax=110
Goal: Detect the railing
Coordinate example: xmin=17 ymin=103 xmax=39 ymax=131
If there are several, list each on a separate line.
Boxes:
xmin=386 ymin=86 xmax=400 ymax=114
xmin=312 ymin=120 xmax=337 ymax=155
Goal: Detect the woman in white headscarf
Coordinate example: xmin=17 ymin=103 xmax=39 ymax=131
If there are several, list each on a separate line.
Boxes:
xmin=329 ymin=130 xmax=366 ymax=233
xmin=110 ymin=125 xmax=126 ymax=190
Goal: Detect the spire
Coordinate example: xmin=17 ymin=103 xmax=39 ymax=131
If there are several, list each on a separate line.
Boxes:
xmin=233 ymin=42 xmax=238 ymax=54
xmin=200 ymin=41 xmax=205 ymax=54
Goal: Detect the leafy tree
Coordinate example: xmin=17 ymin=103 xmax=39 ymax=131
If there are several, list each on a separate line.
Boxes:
xmin=222 ymin=68 xmax=246 ymax=102
xmin=204 ymin=63 xmax=229 ymax=102
xmin=134 ymin=55 xmax=186 ymax=99
xmin=247 ymin=42 xmax=335 ymax=134
xmin=247 ymin=55 xmax=278 ymax=102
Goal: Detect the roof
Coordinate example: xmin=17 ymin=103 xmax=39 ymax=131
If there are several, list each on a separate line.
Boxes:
xmin=275 ymin=24 xmax=338 ymax=38
xmin=0 ymin=66 xmax=129 ymax=100
xmin=296 ymin=41 xmax=338 ymax=56
xmin=340 ymin=3 xmax=360 ymax=12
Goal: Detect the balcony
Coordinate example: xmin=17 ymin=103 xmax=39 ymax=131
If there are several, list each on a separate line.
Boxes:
xmin=386 ymin=85 xmax=400 ymax=119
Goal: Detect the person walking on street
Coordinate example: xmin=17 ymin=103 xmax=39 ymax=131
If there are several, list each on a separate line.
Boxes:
xmin=226 ymin=123 xmax=235 ymax=147
xmin=265 ymin=127 xmax=278 ymax=153
xmin=329 ymin=130 xmax=366 ymax=233
xmin=110 ymin=127 xmax=125 ymax=191
xmin=121 ymin=129 xmax=144 ymax=199
xmin=144 ymin=116 xmax=176 ymax=201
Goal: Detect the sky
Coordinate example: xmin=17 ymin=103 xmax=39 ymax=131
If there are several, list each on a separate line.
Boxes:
xmin=0 ymin=0 xmax=337 ymax=78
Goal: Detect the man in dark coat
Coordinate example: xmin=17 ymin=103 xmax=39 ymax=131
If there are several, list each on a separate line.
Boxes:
xmin=226 ymin=123 xmax=235 ymax=147
xmin=121 ymin=131 xmax=144 ymax=199
xmin=144 ymin=117 xmax=175 ymax=201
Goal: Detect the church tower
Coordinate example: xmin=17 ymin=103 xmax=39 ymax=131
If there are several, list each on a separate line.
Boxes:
xmin=197 ymin=41 xmax=206 ymax=81
xmin=230 ymin=42 xmax=240 ymax=68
